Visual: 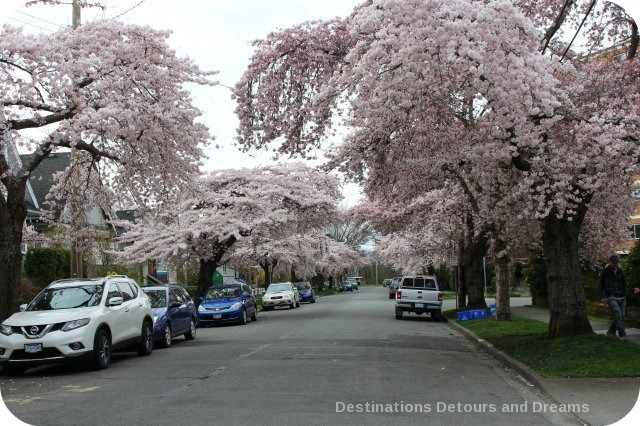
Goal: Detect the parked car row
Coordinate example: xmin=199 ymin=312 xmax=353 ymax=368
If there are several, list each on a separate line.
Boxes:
xmin=0 ymin=276 xmax=324 ymax=375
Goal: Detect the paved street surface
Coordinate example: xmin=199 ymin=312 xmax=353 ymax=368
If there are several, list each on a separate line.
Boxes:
xmin=2 ymin=287 xmax=583 ymax=425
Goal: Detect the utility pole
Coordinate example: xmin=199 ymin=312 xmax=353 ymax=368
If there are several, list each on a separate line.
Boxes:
xmin=72 ymin=0 xmax=81 ymax=29
xmin=70 ymin=0 xmax=83 ymax=278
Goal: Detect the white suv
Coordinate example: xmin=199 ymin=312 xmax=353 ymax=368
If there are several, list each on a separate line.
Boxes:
xmin=0 ymin=276 xmax=154 ymax=374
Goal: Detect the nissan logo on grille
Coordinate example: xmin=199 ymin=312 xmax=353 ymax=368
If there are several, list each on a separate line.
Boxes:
xmin=29 ymin=326 xmax=41 ymax=335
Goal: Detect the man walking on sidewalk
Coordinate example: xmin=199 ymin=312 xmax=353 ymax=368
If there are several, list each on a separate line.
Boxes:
xmin=600 ymin=255 xmax=627 ymax=337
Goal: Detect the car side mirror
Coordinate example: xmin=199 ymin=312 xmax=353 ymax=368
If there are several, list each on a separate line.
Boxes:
xmin=108 ymin=296 xmax=124 ymax=306
xmin=170 ymin=302 xmax=182 ymax=309
xmin=19 ymin=304 xmax=27 ymax=312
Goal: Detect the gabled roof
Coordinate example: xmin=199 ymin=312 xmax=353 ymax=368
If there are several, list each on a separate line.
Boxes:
xmin=20 ymin=152 xmax=71 ymax=214
xmin=114 ymin=209 xmax=138 ymax=236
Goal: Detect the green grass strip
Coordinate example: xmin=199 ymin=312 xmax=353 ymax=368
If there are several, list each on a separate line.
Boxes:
xmin=455 ymin=315 xmax=640 ymax=378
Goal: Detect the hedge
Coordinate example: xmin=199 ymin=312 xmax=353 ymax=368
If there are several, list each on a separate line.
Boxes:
xmin=24 ymin=247 xmax=71 ymax=289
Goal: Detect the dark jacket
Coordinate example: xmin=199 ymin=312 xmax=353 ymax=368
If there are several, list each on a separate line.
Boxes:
xmin=600 ymin=266 xmax=627 ymax=298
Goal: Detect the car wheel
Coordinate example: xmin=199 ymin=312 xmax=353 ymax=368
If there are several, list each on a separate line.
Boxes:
xmin=431 ymin=310 xmax=442 ymax=322
xmin=92 ymin=329 xmax=111 ymax=370
xmin=395 ymin=308 xmax=403 ymax=320
xmin=251 ymin=308 xmax=258 ymax=322
xmin=296 ymin=300 xmax=300 ymax=308
xmin=162 ymin=323 xmax=172 ymax=348
xmin=185 ymin=319 xmax=197 ymax=340
xmin=239 ymin=309 xmax=247 ymax=325
xmin=311 ymin=298 xmax=315 ymax=303
xmin=388 ymin=293 xmax=394 ymax=299
xmin=137 ymin=321 xmax=153 ymax=356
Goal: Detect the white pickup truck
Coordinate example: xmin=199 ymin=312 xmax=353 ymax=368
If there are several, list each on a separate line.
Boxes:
xmin=394 ymin=275 xmax=443 ymax=321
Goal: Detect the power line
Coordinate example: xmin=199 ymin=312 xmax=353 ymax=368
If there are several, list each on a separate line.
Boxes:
xmin=7 ymin=16 xmax=55 ymax=33
xmin=15 ymin=10 xmax=63 ymax=29
xmin=110 ymin=0 xmax=148 ymax=20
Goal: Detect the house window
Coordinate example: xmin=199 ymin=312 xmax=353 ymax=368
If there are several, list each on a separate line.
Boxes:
xmin=630 ymin=225 xmax=640 ymax=239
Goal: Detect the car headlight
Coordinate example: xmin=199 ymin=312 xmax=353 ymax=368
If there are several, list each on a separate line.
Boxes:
xmin=198 ymin=304 xmax=206 ymax=312
xmin=153 ymin=315 xmax=159 ymax=324
xmin=231 ymin=302 xmax=243 ymax=309
xmin=0 ymin=324 xmax=13 ymax=336
xmin=61 ymin=318 xmax=90 ymax=332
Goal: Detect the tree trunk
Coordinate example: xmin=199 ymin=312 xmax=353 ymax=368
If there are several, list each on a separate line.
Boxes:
xmin=459 ymin=235 xmax=488 ymax=310
xmin=628 ymin=19 xmax=638 ymax=60
xmin=290 ymin=265 xmax=298 ymax=283
xmin=494 ymin=254 xmax=512 ymax=321
xmin=196 ymin=235 xmax=238 ymax=300
xmin=543 ymin=213 xmax=592 ymax=338
xmin=0 ymin=179 xmax=28 ymax=322
xmin=259 ymin=259 xmax=277 ymax=287
xmin=196 ymin=258 xmax=218 ymax=300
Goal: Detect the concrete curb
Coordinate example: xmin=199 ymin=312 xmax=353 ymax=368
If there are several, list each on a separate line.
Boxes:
xmin=447 ymin=320 xmax=589 ymax=425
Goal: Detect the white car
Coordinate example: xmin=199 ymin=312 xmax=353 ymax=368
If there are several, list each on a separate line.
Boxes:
xmin=261 ymin=282 xmax=300 ymax=310
xmin=0 ymin=276 xmax=154 ymax=374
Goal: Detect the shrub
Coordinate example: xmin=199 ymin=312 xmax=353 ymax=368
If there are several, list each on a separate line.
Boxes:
xmin=23 ymin=247 xmax=70 ymax=289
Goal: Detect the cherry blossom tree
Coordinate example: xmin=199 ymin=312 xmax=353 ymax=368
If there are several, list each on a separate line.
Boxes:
xmin=116 ymin=163 xmax=343 ymax=298
xmin=234 ymin=0 xmax=639 ymax=336
xmin=0 ymin=20 xmax=215 ymax=320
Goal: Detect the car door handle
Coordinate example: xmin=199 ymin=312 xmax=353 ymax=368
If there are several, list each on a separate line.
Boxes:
xmin=125 ymin=308 xmax=130 ymax=312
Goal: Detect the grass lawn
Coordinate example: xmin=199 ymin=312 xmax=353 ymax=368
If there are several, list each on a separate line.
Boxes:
xmin=453 ymin=314 xmax=640 ymax=378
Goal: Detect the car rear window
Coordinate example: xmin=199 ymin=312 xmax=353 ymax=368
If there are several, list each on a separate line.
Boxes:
xmin=401 ymin=277 xmax=437 ymax=289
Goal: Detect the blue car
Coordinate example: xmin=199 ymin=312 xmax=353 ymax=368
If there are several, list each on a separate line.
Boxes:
xmin=294 ymin=282 xmax=315 ymax=303
xmin=197 ymin=283 xmax=258 ymax=326
xmin=142 ymin=285 xmax=197 ymax=348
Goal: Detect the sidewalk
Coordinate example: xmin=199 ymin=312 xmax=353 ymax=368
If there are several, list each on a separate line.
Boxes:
xmin=449 ymin=304 xmax=640 ymax=426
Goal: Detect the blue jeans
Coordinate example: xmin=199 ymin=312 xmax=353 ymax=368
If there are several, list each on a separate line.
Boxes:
xmin=607 ymin=297 xmax=626 ymax=336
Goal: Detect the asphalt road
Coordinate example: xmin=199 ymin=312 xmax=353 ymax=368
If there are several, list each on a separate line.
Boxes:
xmin=1 ymin=287 xmax=581 ymax=425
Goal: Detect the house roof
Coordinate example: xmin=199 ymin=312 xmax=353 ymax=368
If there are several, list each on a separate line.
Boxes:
xmin=113 ymin=209 xmax=138 ymax=236
xmin=20 ymin=152 xmax=71 ymax=214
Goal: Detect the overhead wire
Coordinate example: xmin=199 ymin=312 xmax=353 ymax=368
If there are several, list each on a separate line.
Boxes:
xmin=110 ymin=0 xmax=147 ymax=20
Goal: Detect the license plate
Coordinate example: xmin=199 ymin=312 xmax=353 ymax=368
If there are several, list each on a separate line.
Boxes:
xmin=212 ymin=314 xmax=221 ymax=319
xmin=24 ymin=343 xmax=42 ymax=353
xmin=415 ymin=303 xmax=424 ymax=308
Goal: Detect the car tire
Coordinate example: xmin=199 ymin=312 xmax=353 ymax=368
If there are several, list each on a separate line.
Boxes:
xmin=296 ymin=300 xmax=300 ymax=308
xmin=395 ymin=308 xmax=403 ymax=320
xmin=137 ymin=321 xmax=153 ymax=356
xmin=162 ymin=323 xmax=172 ymax=348
xmin=251 ymin=308 xmax=258 ymax=322
xmin=239 ymin=309 xmax=247 ymax=325
xmin=431 ymin=310 xmax=442 ymax=322
xmin=185 ymin=319 xmax=197 ymax=340
xmin=92 ymin=329 xmax=111 ymax=370
xmin=388 ymin=293 xmax=394 ymax=299
xmin=311 ymin=298 xmax=315 ymax=303
xmin=289 ymin=302 xmax=295 ymax=309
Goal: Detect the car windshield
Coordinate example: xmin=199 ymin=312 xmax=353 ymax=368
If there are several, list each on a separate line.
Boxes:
xmin=296 ymin=283 xmax=311 ymax=290
xmin=266 ymin=284 xmax=291 ymax=293
xmin=143 ymin=289 xmax=167 ymax=308
xmin=205 ymin=286 xmax=241 ymax=300
xmin=27 ymin=285 xmax=104 ymax=311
